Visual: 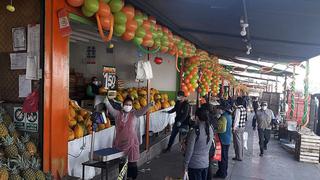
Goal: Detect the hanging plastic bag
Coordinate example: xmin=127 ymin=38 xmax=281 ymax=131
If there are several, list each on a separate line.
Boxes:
xmin=22 ymin=90 xmax=39 ymax=113
xmin=212 ymin=134 xmax=222 ymax=161
xmin=243 ymin=131 xmax=248 ymax=150
xmin=183 ymin=171 xmax=189 ymax=180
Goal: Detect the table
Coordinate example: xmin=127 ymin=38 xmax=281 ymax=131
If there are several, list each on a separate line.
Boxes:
xmin=68 ymin=108 xmax=176 ymax=178
xmin=68 ymin=126 xmax=115 ymax=179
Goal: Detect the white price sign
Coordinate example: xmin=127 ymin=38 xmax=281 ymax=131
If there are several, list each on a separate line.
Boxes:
xmin=103 ymin=66 xmax=116 ymax=90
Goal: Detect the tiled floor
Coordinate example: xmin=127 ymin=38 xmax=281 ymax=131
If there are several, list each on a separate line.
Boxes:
xmin=138 ymin=113 xmax=320 ymax=180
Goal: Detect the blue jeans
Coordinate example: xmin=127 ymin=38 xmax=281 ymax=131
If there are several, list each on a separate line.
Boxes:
xmin=188 ymin=168 xmax=208 ymax=180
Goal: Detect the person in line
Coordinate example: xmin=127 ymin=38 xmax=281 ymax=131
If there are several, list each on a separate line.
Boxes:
xmin=104 ymin=96 xmax=153 ymax=180
xmin=215 ymin=102 xmax=233 ymax=179
xmin=232 ymin=97 xmax=247 ymax=161
xmin=86 ymin=76 xmax=101 ymax=99
xmin=163 ymin=91 xmax=191 ymax=153
xmin=184 ymin=107 xmax=213 ymax=180
xmin=253 ymin=101 xmax=275 ymax=157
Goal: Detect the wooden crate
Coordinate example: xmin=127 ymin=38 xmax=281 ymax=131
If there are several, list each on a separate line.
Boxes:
xmin=295 ymin=132 xmax=320 ymax=163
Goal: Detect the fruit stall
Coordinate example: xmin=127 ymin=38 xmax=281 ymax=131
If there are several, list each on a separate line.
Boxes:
xmin=43 ymin=0 xmax=240 ymax=178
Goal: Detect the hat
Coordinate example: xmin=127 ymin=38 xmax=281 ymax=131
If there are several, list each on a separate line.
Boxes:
xmin=177 ymin=91 xmax=186 ymax=97
xmin=220 ymin=100 xmax=232 ymax=112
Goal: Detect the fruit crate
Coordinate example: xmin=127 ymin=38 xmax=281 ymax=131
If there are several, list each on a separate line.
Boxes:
xmin=295 ymin=131 xmax=320 ymax=163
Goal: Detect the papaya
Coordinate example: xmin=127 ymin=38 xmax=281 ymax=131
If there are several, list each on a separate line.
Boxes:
xmin=68 ymin=128 xmax=75 ymax=141
xmin=74 ymin=124 xmax=84 ymax=139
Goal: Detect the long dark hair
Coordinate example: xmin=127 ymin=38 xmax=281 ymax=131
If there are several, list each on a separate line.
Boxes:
xmin=195 ymin=107 xmax=211 ymax=144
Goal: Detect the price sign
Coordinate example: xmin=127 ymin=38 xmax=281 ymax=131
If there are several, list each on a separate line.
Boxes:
xmin=103 ymin=66 xmax=116 ymax=90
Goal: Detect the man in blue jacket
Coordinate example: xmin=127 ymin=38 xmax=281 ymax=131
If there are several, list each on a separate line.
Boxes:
xmin=215 ymin=102 xmax=233 ymax=178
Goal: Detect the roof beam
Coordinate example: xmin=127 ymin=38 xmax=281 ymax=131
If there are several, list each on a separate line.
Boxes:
xmin=221 ymin=57 xmax=294 ymax=76
xmin=181 ymin=28 xmax=320 ymax=47
xmin=232 ymin=73 xmax=279 ymax=82
xmin=211 ymin=46 xmax=307 ymax=61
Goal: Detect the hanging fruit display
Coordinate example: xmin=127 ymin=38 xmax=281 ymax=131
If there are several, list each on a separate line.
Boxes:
xmin=199 ymin=66 xmax=213 ymax=97
xmin=181 ymin=56 xmax=200 ymax=97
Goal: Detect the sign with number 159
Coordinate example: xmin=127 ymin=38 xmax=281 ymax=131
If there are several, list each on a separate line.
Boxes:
xmin=103 ymin=66 xmax=116 ymax=90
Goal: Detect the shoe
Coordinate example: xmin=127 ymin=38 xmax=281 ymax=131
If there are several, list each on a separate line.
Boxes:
xmin=259 ymin=153 xmax=264 ymax=157
xmin=232 ymin=158 xmax=242 ymax=161
xmin=213 ymin=174 xmax=227 ymax=179
xmin=162 ymin=148 xmax=171 ymax=153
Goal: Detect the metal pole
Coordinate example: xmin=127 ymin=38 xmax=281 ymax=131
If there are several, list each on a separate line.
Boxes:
xmin=146 ymin=51 xmax=151 ymax=150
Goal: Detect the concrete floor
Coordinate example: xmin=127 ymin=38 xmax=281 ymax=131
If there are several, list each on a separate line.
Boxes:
xmin=137 ymin=114 xmax=320 ymax=180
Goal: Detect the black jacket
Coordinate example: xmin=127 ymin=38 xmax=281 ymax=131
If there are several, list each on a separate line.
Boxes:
xmin=168 ymin=100 xmax=191 ymax=126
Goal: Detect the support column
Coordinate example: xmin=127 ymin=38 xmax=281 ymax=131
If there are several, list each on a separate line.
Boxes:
xmin=44 ymin=0 xmax=69 ymax=177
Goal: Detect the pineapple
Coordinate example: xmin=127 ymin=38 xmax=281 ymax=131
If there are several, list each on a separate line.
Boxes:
xmin=16 ymin=139 xmax=31 ymax=161
xmin=12 ymin=155 xmax=35 ymax=180
xmin=7 ymin=162 xmax=22 ymax=180
xmin=31 ymin=158 xmax=45 ymax=180
xmin=2 ymin=136 xmax=19 ymax=158
xmin=21 ymin=134 xmax=37 ymax=156
xmin=0 ymin=160 xmax=9 ymax=180
xmin=0 ymin=149 xmax=5 ymax=162
xmin=3 ymin=114 xmax=12 ymax=128
xmin=0 ymin=115 xmax=9 ymax=138
xmin=8 ymin=124 xmax=19 ymax=144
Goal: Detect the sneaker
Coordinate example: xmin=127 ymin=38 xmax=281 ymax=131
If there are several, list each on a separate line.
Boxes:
xmin=259 ymin=153 xmax=264 ymax=157
xmin=162 ymin=148 xmax=171 ymax=153
xmin=232 ymin=157 xmax=242 ymax=161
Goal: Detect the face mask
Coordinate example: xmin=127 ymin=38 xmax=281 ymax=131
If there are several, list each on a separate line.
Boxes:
xmin=262 ymin=106 xmax=267 ymax=110
xmin=93 ymin=81 xmax=99 ymax=86
xmin=177 ymin=96 xmax=183 ymax=101
xmin=123 ymin=105 xmax=132 ymax=112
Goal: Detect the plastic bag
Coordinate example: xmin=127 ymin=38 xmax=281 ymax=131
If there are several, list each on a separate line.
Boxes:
xmin=183 ymin=171 xmax=189 ymax=180
xmin=22 ymin=90 xmax=39 ymax=113
xmin=243 ymin=131 xmax=248 ymax=150
xmin=212 ymin=134 xmax=221 ymax=161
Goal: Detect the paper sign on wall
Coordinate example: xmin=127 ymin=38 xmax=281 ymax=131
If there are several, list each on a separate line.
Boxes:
xmin=19 ymin=75 xmax=31 ymax=98
xmin=10 ymin=53 xmax=27 ymax=70
xmin=26 ymin=56 xmax=39 ymax=80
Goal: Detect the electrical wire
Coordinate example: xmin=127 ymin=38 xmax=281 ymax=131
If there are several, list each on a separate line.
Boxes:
xmin=68 ymin=135 xmax=87 ymax=158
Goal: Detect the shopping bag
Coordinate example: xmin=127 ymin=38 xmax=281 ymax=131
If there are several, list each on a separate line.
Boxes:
xmin=243 ymin=131 xmax=248 ymax=150
xmin=22 ymin=90 xmax=39 ymax=113
xmin=211 ymin=134 xmax=221 ymax=161
xmin=183 ymin=171 xmax=189 ymax=180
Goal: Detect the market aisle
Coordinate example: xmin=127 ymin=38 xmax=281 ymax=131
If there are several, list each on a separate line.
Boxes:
xmin=137 ymin=113 xmax=320 ymax=180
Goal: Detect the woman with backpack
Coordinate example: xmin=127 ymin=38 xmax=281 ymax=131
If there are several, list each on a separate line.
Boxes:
xmin=183 ymin=106 xmax=214 ymax=180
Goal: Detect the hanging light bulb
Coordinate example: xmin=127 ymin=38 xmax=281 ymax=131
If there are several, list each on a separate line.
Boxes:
xmin=6 ymin=0 xmax=15 ymax=12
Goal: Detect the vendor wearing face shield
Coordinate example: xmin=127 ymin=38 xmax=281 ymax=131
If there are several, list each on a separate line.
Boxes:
xmin=252 ymin=101 xmax=275 ymax=157
xmin=163 ymin=91 xmax=191 ymax=153
xmin=104 ymin=96 xmax=153 ymax=180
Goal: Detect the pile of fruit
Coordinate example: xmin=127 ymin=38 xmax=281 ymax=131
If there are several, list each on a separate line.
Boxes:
xmin=115 ymin=87 xmax=175 ymax=113
xmin=68 ymin=100 xmax=111 ymax=142
xmin=0 ymin=108 xmax=51 ymax=180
